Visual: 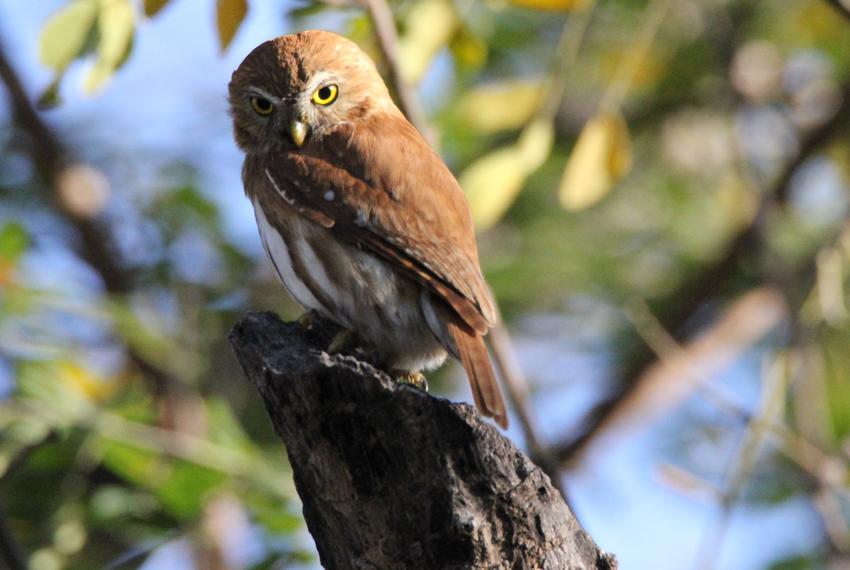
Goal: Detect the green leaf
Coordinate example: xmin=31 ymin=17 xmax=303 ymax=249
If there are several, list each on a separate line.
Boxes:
xmin=84 ymin=0 xmax=135 ymax=93
xmin=216 ymin=0 xmax=248 ymax=52
xmin=99 ymin=440 xmax=162 ymax=486
xmin=0 ymin=222 xmax=29 ymax=263
xmin=151 ymin=185 xmax=221 ymax=236
xmin=206 ymin=398 xmax=251 ymax=449
xmin=449 ymin=28 xmax=488 ymax=71
xmin=38 ymin=0 xmax=98 ymax=72
xmin=245 ymin=492 xmax=301 ymax=534
xmin=156 ymin=463 xmax=226 ymax=519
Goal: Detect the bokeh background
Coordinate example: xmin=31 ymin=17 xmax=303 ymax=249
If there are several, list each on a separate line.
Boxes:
xmin=1 ymin=0 xmax=850 ymax=568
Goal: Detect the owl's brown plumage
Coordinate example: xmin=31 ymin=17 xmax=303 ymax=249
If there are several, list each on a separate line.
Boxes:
xmin=229 ymin=30 xmax=507 ymax=428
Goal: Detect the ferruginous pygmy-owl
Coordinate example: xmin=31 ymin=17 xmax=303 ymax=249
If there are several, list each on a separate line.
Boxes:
xmin=228 ymin=30 xmax=508 ymax=428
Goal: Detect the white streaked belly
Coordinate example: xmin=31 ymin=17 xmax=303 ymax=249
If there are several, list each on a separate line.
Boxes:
xmin=251 ymin=197 xmax=448 ymax=372
xmin=252 ymin=199 xmax=324 ymax=313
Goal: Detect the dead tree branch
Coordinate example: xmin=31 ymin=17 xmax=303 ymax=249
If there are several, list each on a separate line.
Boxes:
xmin=229 ymin=311 xmax=616 ymax=570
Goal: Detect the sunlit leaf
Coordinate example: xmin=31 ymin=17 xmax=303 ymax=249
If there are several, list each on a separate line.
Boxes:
xmin=84 ymin=0 xmax=135 ymax=93
xmin=461 ymin=119 xmax=554 ymax=230
xmin=143 ymin=0 xmax=170 ymax=17
xmin=58 ymin=361 xmax=120 ymax=402
xmin=457 ymin=79 xmax=544 ymax=133
xmin=100 ymin=441 xmax=164 ymax=486
xmin=38 ymin=0 xmax=98 ymax=72
xmin=510 ymin=0 xmax=589 ymax=12
xmin=398 ymin=0 xmax=457 ymax=83
xmin=516 ymin=118 xmax=555 ymax=170
xmin=216 ymin=0 xmax=248 ymax=52
xmin=559 ymin=111 xmax=632 ymax=211
xmin=17 ymin=361 xmax=92 ymax=420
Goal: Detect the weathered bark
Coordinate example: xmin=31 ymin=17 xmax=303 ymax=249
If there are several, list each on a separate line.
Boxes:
xmin=229 ymin=311 xmax=616 ymax=570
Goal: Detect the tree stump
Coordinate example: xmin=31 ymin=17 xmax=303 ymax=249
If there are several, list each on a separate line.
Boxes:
xmin=229 ymin=311 xmax=616 ymax=570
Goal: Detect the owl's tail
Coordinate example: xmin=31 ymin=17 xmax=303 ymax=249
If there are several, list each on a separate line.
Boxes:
xmin=447 ymin=321 xmax=508 ymax=429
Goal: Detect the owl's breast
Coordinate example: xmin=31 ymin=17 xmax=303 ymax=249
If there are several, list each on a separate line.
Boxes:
xmin=250 ymin=197 xmax=447 ymax=371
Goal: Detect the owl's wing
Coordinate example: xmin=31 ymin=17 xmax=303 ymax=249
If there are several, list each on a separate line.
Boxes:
xmin=265 ymin=121 xmax=495 ymax=335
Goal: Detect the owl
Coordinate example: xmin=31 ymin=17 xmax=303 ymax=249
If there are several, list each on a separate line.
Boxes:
xmin=229 ymin=30 xmax=507 ymax=428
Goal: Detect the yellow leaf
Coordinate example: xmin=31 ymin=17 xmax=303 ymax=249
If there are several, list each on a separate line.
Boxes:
xmin=457 ymin=79 xmax=544 ymax=133
xmin=516 ymin=119 xmax=554 ymax=170
xmin=461 ymin=147 xmax=527 ymax=230
xmin=510 ymin=0 xmax=589 ymax=12
xmin=38 ymin=0 xmax=98 ymax=72
xmin=559 ymin=111 xmax=632 ymax=211
xmin=83 ymin=0 xmax=134 ymax=93
xmin=58 ymin=361 xmax=118 ymax=402
xmin=397 ymin=0 xmax=457 ymax=84
xmin=461 ymin=119 xmax=554 ymax=230
xmin=449 ymin=29 xmax=488 ymax=70
xmin=216 ymin=0 xmax=248 ymax=52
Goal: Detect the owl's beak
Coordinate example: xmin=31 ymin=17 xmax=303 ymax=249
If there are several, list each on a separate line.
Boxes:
xmin=290 ymin=119 xmax=309 ymax=148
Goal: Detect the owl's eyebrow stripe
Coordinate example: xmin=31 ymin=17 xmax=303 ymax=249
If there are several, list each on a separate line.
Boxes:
xmin=247 ymin=86 xmax=283 ymax=102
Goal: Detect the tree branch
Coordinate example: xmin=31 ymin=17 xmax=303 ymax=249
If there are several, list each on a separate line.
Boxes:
xmin=359 ymin=0 xmax=432 ymax=143
xmin=0 ymin=39 xmax=181 ymax=398
xmin=229 ymin=311 xmax=616 ymax=570
xmin=555 ymin=83 xmax=850 ymax=465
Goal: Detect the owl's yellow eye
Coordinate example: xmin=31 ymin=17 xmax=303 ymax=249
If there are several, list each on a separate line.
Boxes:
xmin=250 ymin=96 xmax=274 ymax=116
xmin=311 ymin=84 xmax=338 ymax=106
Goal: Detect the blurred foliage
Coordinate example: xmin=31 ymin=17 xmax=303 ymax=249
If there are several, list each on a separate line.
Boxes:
xmin=1 ymin=0 xmax=850 ymax=568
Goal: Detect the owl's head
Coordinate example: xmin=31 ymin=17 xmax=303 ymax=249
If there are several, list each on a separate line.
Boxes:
xmin=228 ymin=30 xmax=394 ymax=152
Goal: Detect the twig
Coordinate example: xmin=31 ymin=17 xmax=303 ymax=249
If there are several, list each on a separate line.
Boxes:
xmin=539 ymin=2 xmax=596 ymax=121
xmin=599 ymin=0 xmax=673 ymax=113
xmin=487 ymin=321 xmax=566 ymax=499
xmin=695 ymin=354 xmax=788 ymax=570
xmin=360 ymin=0 xmax=432 ymax=143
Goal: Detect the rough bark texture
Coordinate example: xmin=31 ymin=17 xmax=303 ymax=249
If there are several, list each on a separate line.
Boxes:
xmin=229 ymin=311 xmax=616 ymax=570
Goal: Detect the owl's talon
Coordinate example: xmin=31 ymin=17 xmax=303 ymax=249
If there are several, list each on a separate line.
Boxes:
xmin=392 ymin=371 xmax=429 ymax=392
xmin=328 ymin=329 xmax=354 ymax=354
xmin=297 ymin=311 xmax=314 ymax=330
